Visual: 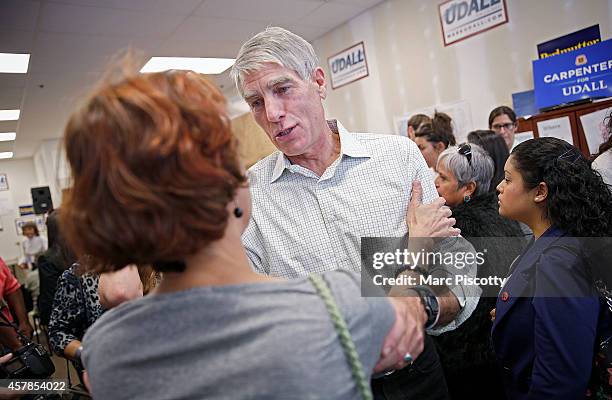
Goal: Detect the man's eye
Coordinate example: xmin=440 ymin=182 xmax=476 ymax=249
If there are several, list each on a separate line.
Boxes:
xmin=276 ymin=86 xmax=289 ymax=94
xmin=250 ymin=99 xmax=263 ymax=108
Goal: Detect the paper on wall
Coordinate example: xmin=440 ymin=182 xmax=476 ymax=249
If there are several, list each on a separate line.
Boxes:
xmin=394 ymin=100 xmax=473 ymax=143
xmin=579 ymin=107 xmax=611 ymax=155
xmin=0 ymin=191 xmax=14 ymax=216
xmin=512 ymin=131 xmax=534 ymax=150
xmin=536 ymin=116 xmax=573 ymax=144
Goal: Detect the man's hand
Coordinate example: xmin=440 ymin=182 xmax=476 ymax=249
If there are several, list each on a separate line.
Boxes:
xmin=373 ymin=297 xmax=426 ymax=373
xmin=406 ymin=181 xmax=460 ymax=238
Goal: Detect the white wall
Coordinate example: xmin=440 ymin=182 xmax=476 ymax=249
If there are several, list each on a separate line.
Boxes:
xmin=33 ymin=138 xmax=69 ymax=208
xmin=0 ymin=158 xmax=39 ymax=264
xmin=313 ymin=0 xmax=612 ymax=140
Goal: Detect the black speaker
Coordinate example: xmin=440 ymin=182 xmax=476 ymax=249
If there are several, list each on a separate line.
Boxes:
xmin=31 ymin=186 xmax=53 ymax=215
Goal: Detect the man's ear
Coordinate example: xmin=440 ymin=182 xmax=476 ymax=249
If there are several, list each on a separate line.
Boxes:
xmin=313 ymin=67 xmax=327 ymax=99
xmin=533 ymin=182 xmax=548 ymax=203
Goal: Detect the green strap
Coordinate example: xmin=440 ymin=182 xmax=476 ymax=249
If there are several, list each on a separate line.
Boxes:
xmin=308 ymin=274 xmax=373 ymax=400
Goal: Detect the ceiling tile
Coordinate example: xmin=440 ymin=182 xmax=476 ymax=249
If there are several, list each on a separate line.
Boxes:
xmin=193 ymin=0 xmax=323 ymax=23
xmin=0 ymin=29 xmax=37 ymax=53
xmin=29 ymin=32 xmax=160 ymax=73
xmin=0 ymin=0 xmax=40 ymax=31
xmin=156 ymin=39 xmax=243 ymax=58
xmin=0 ymin=88 xmax=24 ymax=110
xmin=0 ymin=75 xmax=27 ymax=89
xmin=0 ymin=141 xmax=15 ymax=154
xmin=299 ymin=1 xmax=368 ymax=28
xmin=332 ymin=0 xmax=383 ymax=8
xmin=290 ymin=24 xmax=333 ymax=41
xmin=40 ymin=3 xmax=186 ymax=38
xmin=168 ymin=16 xmax=265 ymax=44
xmin=0 ymin=121 xmax=18 ymax=133
xmin=47 ymin=0 xmax=202 ymax=15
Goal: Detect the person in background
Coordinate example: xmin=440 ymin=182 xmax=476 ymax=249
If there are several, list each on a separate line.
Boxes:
xmin=48 ymin=262 xmax=145 ymax=376
xmin=493 ymin=137 xmax=612 ymax=399
xmin=406 ymin=113 xmax=431 ymax=140
xmin=0 ymin=257 xmax=33 ymax=341
xmin=37 ymin=209 xmax=76 ymax=327
xmin=414 ymin=123 xmax=456 ymax=170
xmin=18 ymin=222 xmax=47 ymax=270
xmin=433 ymin=143 xmax=524 ymax=399
xmin=467 ymin=130 xmax=510 ymax=193
xmin=431 ymin=111 xmax=454 ymax=141
xmin=592 ymin=110 xmax=612 ymax=187
xmin=489 ymin=106 xmax=518 ymax=150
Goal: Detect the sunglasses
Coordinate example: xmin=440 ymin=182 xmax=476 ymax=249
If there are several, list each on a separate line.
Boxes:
xmin=458 ymin=143 xmax=472 ymax=167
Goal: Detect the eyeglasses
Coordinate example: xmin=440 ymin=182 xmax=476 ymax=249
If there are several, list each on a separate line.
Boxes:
xmin=458 ymin=143 xmax=472 ymax=167
xmin=492 ymin=122 xmax=516 ymax=131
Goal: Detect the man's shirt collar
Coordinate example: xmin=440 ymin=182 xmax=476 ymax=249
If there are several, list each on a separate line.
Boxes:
xmin=270 ymin=119 xmax=371 ymax=183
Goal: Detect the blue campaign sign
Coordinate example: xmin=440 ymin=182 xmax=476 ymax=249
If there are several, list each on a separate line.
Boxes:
xmin=533 ymin=38 xmax=612 ymax=110
xmin=537 ymin=24 xmax=600 ymax=59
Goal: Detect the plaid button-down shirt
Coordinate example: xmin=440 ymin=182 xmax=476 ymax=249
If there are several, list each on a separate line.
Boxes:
xmin=243 ymin=120 xmax=479 ymax=333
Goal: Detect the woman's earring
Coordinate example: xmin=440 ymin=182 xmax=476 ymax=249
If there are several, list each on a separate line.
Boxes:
xmin=463 ymin=195 xmax=471 ymax=203
xmin=233 ymin=207 xmax=243 ymax=218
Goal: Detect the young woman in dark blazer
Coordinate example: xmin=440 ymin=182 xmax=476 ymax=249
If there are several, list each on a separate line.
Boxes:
xmin=492 ymin=137 xmax=612 ymax=399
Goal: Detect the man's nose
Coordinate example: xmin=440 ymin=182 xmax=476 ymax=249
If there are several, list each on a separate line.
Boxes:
xmin=265 ymin=96 xmax=284 ymax=122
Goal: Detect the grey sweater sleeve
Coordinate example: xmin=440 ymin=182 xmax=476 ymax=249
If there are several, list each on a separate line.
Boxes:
xmin=321 ymin=270 xmax=395 ymax=375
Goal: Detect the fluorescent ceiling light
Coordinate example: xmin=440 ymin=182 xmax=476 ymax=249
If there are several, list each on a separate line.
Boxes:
xmin=140 ymin=57 xmax=235 ymax=74
xmin=0 ymin=53 xmax=30 ymax=73
xmin=0 ymin=152 xmax=13 ymax=159
xmin=0 ymin=110 xmax=20 ymax=121
xmin=0 ymin=132 xmax=16 ymax=142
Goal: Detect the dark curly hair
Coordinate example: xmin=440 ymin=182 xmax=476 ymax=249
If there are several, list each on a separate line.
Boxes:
xmin=511 ymin=137 xmax=612 ymax=237
xmin=61 ymin=70 xmax=246 ymax=274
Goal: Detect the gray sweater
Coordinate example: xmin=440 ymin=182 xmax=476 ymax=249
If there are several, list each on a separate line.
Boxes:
xmin=83 ymin=270 xmax=394 ymax=400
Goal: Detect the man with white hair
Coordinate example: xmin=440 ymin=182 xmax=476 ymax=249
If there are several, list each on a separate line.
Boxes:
xmin=232 ymin=27 xmax=479 ymax=400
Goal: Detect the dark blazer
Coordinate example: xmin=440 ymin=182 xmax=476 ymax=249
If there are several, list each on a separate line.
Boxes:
xmin=492 ymin=226 xmax=603 ymax=400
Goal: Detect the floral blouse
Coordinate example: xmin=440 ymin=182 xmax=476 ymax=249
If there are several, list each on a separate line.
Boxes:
xmin=48 ymin=264 xmax=104 ymax=356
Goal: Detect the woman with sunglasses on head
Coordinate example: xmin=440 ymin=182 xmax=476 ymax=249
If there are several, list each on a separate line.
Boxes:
xmin=492 ymin=137 xmax=612 ymax=400
xmin=433 ymin=143 xmax=524 ymax=399
xmin=489 ymin=106 xmax=518 ymax=150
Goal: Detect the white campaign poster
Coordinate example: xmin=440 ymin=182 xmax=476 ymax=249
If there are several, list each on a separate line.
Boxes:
xmin=438 ymin=0 xmax=509 ymax=46
xmin=579 ymin=107 xmax=611 ymax=154
xmin=394 ymin=100 xmax=473 ymax=143
xmin=0 ymin=191 xmax=14 ymax=216
xmin=512 ymin=131 xmax=534 ymax=150
xmin=327 ymin=42 xmax=369 ymax=90
xmin=536 ymin=117 xmax=574 ymax=145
